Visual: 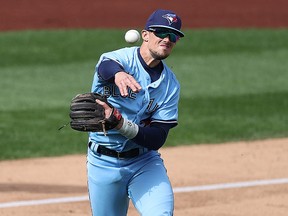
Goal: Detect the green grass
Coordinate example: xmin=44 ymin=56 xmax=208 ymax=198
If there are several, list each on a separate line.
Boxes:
xmin=0 ymin=28 xmax=288 ymax=160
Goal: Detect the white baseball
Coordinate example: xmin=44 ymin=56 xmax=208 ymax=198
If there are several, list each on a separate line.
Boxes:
xmin=125 ymin=29 xmax=140 ymax=44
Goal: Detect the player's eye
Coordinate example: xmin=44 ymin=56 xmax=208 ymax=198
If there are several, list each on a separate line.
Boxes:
xmin=148 ymin=29 xmax=180 ymax=43
xmin=153 ymin=32 xmax=180 ymax=43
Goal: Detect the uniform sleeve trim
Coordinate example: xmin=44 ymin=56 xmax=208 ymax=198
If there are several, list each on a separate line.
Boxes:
xmin=151 ymin=119 xmax=178 ymax=124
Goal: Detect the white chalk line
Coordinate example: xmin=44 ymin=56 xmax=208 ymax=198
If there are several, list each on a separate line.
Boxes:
xmin=0 ymin=178 xmax=288 ymax=208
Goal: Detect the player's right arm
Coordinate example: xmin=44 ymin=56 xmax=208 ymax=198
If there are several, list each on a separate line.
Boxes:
xmin=98 ymin=59 xmax=141 ymax=97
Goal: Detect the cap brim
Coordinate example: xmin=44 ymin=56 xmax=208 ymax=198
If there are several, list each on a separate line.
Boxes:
xmin=148 ymin=25 xmax=184 ymax=37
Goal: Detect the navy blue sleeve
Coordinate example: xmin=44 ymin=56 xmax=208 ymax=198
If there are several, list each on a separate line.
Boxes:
xmin=131 ymin=122 xmax=176 ymax=150
xmin=98 ymin=59 xmax=124 ymax=82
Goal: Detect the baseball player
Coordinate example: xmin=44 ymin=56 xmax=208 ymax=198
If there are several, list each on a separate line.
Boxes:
xmin=87 ymin=9 xmax=184 ymax=216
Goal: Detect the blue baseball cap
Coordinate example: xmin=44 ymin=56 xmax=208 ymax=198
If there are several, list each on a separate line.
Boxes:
xmin=145 ymin=9 xmax=184 ymax=37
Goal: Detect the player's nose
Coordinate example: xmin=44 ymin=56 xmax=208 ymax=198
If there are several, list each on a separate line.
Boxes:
xmin=162 ymin=36 xmax=170 ymax=41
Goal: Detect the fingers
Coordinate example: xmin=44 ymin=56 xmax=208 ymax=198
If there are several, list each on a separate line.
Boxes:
xmin=95 ymin=99 xmax=113 ymax=118
xmin=115 ymin=72 xmax=142 ymax=97
xmin=118 ymin=76 xmax=141 ymax=96
xmin=95 ymin=99 xmax=108 ymax=108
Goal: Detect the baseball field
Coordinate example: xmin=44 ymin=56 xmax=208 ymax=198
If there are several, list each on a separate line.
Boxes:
xmin=1 ymin=0 xmax=288 ymax=215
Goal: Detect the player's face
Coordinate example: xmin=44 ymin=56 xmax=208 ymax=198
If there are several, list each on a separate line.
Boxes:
xmin=147 ymin=30 xmax=177 ymax=60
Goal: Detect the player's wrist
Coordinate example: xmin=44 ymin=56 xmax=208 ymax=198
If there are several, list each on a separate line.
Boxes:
xmin=117 ymin=118 xmax=139 ymax=139
xmin=115 ymin=118 xmax=124 ymax=130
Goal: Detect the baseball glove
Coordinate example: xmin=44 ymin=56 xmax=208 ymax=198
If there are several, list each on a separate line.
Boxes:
xmin=69 ymin=93 xmax=122 ymax=134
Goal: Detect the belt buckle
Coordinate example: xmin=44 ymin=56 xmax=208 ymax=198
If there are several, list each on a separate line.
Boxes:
xmin=117 ymin=152 xmax=124 ymax=159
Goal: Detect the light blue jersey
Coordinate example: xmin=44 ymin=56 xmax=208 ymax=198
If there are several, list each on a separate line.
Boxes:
xmin=89 ymin=47 xmax=180 ymax=152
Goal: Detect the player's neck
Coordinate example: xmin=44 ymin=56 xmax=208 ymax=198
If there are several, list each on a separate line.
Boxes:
xmin=139 ymin=47 xmax=161 ymax=68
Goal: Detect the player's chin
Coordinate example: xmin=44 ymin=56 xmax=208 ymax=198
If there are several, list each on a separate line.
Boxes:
xmin=153 ymin=52 xmax=170 ymax=60
xmin=159 ymin=50 xmax=172 ymax=59
xmin=151 ymin=47 xmax=171 ymax=60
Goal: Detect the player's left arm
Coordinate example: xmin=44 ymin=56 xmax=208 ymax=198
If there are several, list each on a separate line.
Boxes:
xmin=96 ymin=99 xmax=176 ymax=150
xmin=131 ymin=122 xmax=176 ymax=150
xmin=133 ymin=80 xmax=180 ymax=150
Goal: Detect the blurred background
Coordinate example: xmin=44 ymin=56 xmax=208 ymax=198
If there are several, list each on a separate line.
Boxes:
xmin=1 ymin=0 xmax=288 ymax=30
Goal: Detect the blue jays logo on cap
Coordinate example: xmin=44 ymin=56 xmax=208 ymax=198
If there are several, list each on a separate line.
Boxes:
xmin=145 ymin=9 xmax=185 ymax=37
xmin=162 ymin=14 xmax=178 ymax=25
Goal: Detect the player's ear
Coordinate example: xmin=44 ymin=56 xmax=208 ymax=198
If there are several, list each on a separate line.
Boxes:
xmin=141 ymin=30 xmax=149 ymax=42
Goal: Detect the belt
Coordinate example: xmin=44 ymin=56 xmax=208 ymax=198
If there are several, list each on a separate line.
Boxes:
xmin=89 ymin=142 xmax=140 ymax=159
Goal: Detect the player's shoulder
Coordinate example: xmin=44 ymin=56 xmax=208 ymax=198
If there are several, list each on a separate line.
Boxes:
xmin=162 ymin=63 xmax=180 ymax=86
xmin=100 ymin=47 xmax=138 ymax=63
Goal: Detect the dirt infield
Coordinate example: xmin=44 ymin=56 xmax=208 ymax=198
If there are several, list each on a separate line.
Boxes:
xmin=1 ymin=138 xmax=288 ymax=215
